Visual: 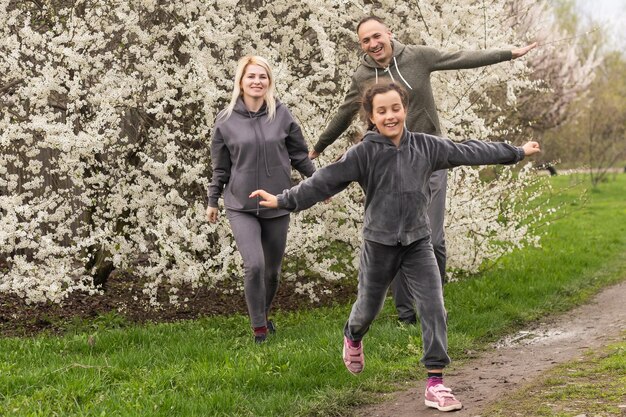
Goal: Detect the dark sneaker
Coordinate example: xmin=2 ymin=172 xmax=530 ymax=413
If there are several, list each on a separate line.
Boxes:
xmin=424 ymin=384 xmax=462 ymax=412
xmin=253 ymin=326 xmax=268 ymax=344
xmin=267 ymin=319 xmax=276 ymax=334
xmin=342 ymin=336 xmax=364 ymax=374
xmin=398 ymin=313 xmax=417 ymax=325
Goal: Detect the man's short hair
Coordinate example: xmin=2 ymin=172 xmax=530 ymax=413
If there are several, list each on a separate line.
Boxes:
xmin=356 ymin=16 xmax=387 ymax=33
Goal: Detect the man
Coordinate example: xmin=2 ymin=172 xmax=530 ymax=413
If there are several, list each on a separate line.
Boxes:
xmin=310 ymin=16 xmax=536 ymax=325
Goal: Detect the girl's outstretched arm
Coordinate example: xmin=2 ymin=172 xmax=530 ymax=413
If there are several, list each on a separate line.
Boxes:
xmin=425 ymin=134 xmax=541 ymax=170
xmin=249 ymin=190 xmax=278 ymax=208
xmin=253 ymin=145 xmax=363 ymax=212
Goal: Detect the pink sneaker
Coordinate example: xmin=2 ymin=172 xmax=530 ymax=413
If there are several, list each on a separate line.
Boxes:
xmin=424 ymin=384 xmax=462 ymax=412
xmin=342 ymin=336 xmax=364 ymax=374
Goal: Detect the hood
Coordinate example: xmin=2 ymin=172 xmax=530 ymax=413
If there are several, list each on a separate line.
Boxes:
xmin=362 ymin=128 xmax=409 ymax=146
xmin=360 ymin=40 xmax=414 ymax=90
xmin=361 ymin=40 xmax=406 ymax=69
xmin=232 ymin=97 xmax=283 ymax=118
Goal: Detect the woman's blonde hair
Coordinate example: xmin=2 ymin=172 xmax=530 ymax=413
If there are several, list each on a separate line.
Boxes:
xmin=221 ymin=55 xmax=276 ymax=121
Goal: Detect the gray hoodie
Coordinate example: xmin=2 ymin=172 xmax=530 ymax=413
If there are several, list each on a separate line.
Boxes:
xmin=279 ymin=129 xmax=524 ymax=245
xmin=313 ymin=40 xmax=513 ymax=153
xmin=208 ymin=98 xmax=315 ymax=217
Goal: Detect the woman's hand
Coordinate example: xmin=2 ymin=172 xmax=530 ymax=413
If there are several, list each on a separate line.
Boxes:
xmin=206 ymin=206 xmax=219 ymax=223
xmin=249 ymin=190 xmax=278 ymax=208
xmin=522 ymin=141 xmax=541 ymax=156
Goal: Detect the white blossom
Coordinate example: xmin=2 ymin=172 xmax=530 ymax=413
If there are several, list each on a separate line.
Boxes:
xmin=0 ymin=0 xmax=575 ymax=304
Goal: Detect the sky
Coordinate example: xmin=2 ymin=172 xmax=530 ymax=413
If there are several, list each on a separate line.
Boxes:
xmin=575 ymin=0 xmax=626 ymax=49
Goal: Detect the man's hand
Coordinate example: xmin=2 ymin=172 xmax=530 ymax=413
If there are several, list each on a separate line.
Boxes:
xmin=512 ymin=42 xmax=538 ymax=59
xmin=249 ymin=190 xmax=279 ymax=208
xmin=309 ymin=149 xmax=320 ymax=160
xmin=522 ymin=141 xmax=541 ymax=156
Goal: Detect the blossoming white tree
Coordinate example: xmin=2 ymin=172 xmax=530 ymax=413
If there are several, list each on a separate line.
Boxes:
xmin=0 ymin=0 xmax=588 ymax=304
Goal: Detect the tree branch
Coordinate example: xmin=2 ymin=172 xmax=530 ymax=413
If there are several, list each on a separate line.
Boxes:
xmin=0 ymin=79 xmax=24 ymax=95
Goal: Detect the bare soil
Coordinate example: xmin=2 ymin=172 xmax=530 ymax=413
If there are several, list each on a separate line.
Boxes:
xmin=357 ymin=280 xmax=626 ymax=416
xmin=0 ymin=270 xmax=357 ymax=337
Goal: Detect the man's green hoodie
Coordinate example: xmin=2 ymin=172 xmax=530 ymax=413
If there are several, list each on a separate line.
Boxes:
xmin=313 ymin=40 xmax=513 ymax=154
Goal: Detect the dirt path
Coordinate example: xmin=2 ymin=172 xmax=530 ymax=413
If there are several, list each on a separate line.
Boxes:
xmin=358 ymin=280 xmax=626 ymax=416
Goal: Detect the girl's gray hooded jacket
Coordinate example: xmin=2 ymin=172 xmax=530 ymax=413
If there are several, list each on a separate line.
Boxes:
xmin=208 ymin=98 xmax=315 ymax=217
xmin=278 ymin=129 xmax=525 ymax=245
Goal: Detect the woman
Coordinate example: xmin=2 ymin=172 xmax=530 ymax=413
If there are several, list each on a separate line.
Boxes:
xmin=251 ymin=83 xmax=540 ymax=410
xmin=207 ymin=56 xmax=315 ymax=343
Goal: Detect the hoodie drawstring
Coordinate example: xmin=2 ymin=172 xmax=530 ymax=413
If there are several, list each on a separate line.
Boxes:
xmin=393 ymin=57 xmax=413 ymax=90
xmin=378 ymin=57 xmax=413 ymax=90
xmin=254 ymin=119 xmax=272 ymax=178
xmin=247 ymin=109 xmax=271 ymax=215
xmin=383 ymin=66 xmax=396 ymax=84
xmin=251 ymin=116 xmax=271 ymax=215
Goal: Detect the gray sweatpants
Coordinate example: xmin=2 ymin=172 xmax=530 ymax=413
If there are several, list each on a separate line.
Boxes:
xmin=391 ymin=169 xmax=447 ymax=320
xmin=344 ymin=236 xmax=450 ymax=370
xmin=226 ymin=210 xmax=290 ymax=329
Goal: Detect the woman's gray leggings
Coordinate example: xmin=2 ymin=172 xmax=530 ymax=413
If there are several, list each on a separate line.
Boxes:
xmin=226 ymin=210 xmax=290 ymax=329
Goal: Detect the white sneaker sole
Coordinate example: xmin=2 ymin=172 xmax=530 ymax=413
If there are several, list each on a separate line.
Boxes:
xmin=425 ymin=399 xmax=463 ymax=411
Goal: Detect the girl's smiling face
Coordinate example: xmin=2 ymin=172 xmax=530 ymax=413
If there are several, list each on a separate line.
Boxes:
xmin=369 ymin=90 xmax=406 ymax=144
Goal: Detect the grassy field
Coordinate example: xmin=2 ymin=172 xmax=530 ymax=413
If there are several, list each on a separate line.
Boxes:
xmin=1 ymin=174 xmax=625 ymax=417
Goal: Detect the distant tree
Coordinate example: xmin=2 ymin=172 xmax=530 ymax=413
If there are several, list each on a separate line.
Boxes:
xmin=477 ymin=0 xmax=600 ymax=156
xmin=530 ymin=1 xmax=626 ymax=174
xmin=584 ymin=53 xmax=626 ymax=185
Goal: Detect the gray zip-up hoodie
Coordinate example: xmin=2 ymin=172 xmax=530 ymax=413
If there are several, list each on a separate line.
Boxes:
xmin=279 ymin=129 xmax=524 ymax=245
xmin=313 ymin=40 xmax=513 ymax=153
xmin=208 ymin=98 xmax=315 ymax=217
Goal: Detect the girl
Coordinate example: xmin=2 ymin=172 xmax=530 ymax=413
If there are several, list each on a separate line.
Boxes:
xmin=207 ymin=56 xmax=315 ymax=343
xmin=250 ymin=83 xmax=540 ymax=411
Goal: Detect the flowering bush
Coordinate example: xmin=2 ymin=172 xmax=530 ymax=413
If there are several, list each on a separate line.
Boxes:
xmin=0 ymin=0 xmax=580 ymax=304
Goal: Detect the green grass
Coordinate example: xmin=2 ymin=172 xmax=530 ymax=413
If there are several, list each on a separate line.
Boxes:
xmin=1 ymin=174 xmax=625 ymax=417
xmin=481 ymin=335 xmax=626 ymax=417
xmin=445 ymin=174 xmax=626 ymax=353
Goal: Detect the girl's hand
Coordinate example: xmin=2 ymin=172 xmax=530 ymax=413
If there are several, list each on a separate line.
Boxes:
xmin=249 ymin=190 xmax=278 ymax=208
xmin=206 ymin=206 xmax=219 ymax=223
xmin=522 ymin=141 xmax=541 ymax=156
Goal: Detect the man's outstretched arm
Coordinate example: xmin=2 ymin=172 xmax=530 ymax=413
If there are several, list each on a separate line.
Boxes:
xmin=310 ymin=77 xmax=361 ymax=159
